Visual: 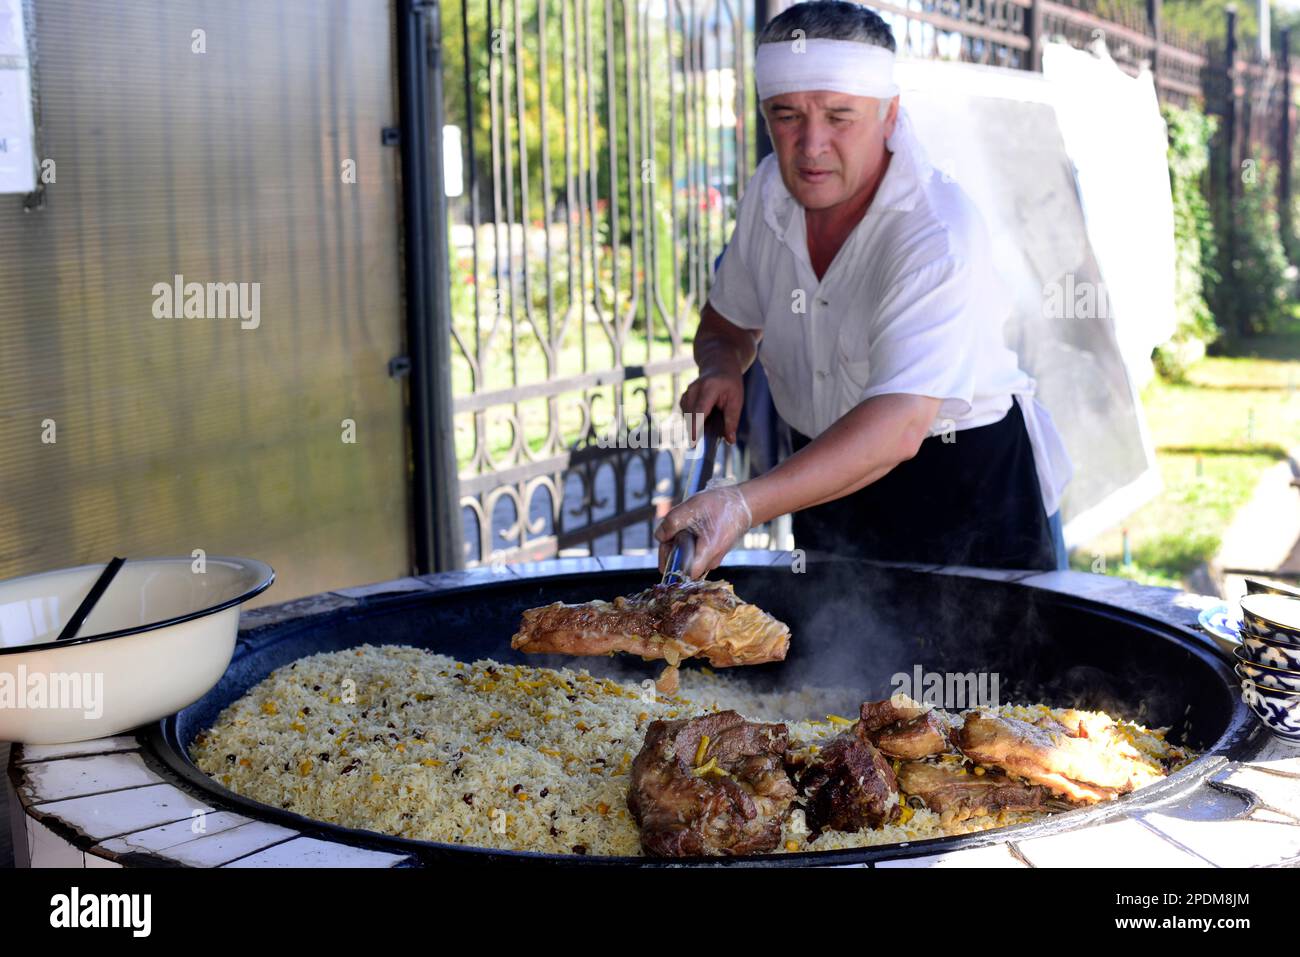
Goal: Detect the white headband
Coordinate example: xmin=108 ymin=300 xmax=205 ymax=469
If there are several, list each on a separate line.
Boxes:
xmin=754 ymin=37 xmax=899 ymax=101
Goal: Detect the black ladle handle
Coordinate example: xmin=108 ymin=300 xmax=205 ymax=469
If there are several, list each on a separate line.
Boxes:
xmin=57 ymin=557 xmax=125 ymax=641
xmin=662 ymin=410 xmax=727 ymax=583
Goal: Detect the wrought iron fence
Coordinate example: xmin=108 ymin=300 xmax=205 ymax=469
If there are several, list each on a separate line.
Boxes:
xmin=442 ymin=0 xmax=751 ymax=564
xmin=877 ymin=0 xmax=1031 ymax=67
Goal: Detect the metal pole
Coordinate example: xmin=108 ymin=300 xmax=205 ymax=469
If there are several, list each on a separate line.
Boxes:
xmin=754 ymin=0 xmax=775 ymax=163
xmin=1259 ymin=0 xmax=1271 ymax=63
xmin=1225 ymin=4 xmax=1241 ymax=338
xmin=1028 ymin=0 xmax=1044 ymax=74
xmin=1226 ymin=5 xmax=1237 ymax=200
xmin=1281 ymin=27 xmax=1292 ymax=254
xmin=397 ymin=0 xmax=465 ymax=572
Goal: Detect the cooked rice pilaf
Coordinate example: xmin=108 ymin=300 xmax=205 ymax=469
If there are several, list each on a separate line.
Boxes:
xmin=190 ymin=644 xmax=1194 ymax=856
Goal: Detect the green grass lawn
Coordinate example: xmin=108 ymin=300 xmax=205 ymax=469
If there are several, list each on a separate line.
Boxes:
xmin=1071 ymin=313 xmax=1300 ymax=587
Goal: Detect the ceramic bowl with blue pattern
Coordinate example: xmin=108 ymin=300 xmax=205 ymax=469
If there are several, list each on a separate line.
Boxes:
xmin=1245 ymin=577 xmax=1300 ymax=599
xmin=1240 ymin=630 xmax=1300 ymax=670
xmin=1234 ymin=652 xmax=1300 ymax=693
xmin=1237 ymin=676 xmax=1300 ymax=743
xmin=1239 ymin=594 xmax=1300 ymax=646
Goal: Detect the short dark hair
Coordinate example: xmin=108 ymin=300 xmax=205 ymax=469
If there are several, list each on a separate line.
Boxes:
xmin=756 ymin=1 xmax=896 ymax=52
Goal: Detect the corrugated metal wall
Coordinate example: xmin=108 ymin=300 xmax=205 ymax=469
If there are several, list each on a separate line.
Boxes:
xmin=0 ymin=0 xmax=410 ymax=606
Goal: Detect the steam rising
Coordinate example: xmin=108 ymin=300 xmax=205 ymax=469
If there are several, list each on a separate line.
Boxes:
xmin=523 ymin=558 xmax=1202 ymax=745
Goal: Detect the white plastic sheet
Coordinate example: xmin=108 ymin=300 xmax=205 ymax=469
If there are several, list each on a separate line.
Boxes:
xmin=892 ymin=56 xmax=1163 ymax=548
xmin=1040 ymin=41 xmax=1178 ymax=392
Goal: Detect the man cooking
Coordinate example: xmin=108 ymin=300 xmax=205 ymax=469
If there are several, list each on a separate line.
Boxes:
xmin=656 ymin=0 xmax=1072 ymax=578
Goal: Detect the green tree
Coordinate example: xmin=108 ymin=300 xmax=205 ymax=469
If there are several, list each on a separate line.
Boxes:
xmin=1211 ymin=150 xmax=1292 ymax=341
xmin=1155 ymin=102 xmax=1220 ymax=379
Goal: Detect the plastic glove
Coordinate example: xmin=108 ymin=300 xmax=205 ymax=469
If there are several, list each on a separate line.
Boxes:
xmin=655 ymin=485 xmax=753 ymax=580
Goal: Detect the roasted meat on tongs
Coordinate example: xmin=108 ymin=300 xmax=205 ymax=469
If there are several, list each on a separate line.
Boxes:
xmin=511 ymin=410 xmax=789 ymax=692
xmin=510 ymin=579 xmax=790 ymax=691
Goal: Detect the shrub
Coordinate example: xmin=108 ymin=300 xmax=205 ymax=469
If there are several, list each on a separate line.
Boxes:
xmin=1154 ymin=103 xmax=1219 ymax=380
xmin=1209 ymin=149 xmax=1292 ymax=341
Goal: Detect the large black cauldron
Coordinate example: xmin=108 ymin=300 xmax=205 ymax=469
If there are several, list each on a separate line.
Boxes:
xmin=150 ymin=558 xmax=1254 ymax=866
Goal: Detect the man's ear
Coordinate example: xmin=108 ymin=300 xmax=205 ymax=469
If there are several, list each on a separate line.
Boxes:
xmin=879 ymin=96 xmax=899 ymax=135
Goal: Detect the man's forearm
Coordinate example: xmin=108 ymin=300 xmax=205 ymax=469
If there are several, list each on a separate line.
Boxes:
xmin=694 ymin=304 xmax=759 ymax=376
xmin=741 ymin=394 xmax=940 ymax=526
xmin=797 ymin=460 xmax=896 ymax=509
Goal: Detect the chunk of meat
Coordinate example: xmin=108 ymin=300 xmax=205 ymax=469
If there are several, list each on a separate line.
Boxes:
xmin=897 ymin=761 xmax=1055 ymax=825
xmin=858 ymin=698 xmax=954 ymax=760
xmin=954 ymin=711 xmax=1164 ymax=803
xmin=794 ymin=730 xmax=901 ymax=835
xmin=876 ymin=711 xmax=953 ymax=760
xmin=512 ymin=579 xmax=790 ymax=669
xmin=858 ymin=696 xmax=931 ymax=734
xmin=627 ymin=710 xmax=796 ymax=856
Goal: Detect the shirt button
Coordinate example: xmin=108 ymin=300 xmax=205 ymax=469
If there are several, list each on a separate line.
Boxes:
xmin=816 ymin=370 xmax=828 ymax=379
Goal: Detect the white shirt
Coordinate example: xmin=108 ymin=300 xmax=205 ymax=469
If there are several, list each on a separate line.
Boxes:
xmin=707 ymin=104 xmax=1073 ymax=516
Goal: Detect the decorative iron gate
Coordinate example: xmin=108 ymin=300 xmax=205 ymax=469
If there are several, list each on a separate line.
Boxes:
xmin=440 ymin=0 xmax=752 ymax=565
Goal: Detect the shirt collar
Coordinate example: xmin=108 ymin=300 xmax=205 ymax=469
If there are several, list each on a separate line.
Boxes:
xmin=761 ymin=103 xmax=930 ymax=242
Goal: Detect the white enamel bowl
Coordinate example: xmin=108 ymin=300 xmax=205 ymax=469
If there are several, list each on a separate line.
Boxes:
xmin=0 ymin=557 xmax=274 ymax=744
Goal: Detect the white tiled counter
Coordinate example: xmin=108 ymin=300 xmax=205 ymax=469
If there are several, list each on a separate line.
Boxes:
xmin=6 ymin=556 xmax=1298 ymax=868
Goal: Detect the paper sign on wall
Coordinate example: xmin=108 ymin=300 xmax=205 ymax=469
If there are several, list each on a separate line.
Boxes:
xmin=0 ymin=0 xmax=36 ymax=195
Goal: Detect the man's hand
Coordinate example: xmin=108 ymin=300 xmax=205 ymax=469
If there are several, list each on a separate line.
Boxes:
xmin=682 ymin=303 xmax=760 ymax=444
xmin=655 ymin=486 xmax=754 ymax=580
xmin=679 ymin=373 xmax=745 ymax=446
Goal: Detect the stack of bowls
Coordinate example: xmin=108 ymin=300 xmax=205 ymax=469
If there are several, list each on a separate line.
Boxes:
xmin=1233 ymin=588 xmax=1300 ymax=745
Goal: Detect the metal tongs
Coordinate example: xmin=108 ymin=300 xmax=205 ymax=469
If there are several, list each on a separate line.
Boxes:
xmin=662 ymin=409 xmax=728 ymax=585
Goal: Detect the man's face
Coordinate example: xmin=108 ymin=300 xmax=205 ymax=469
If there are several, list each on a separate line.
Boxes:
xmin=762 ymin=90 xmax=898 ymax=212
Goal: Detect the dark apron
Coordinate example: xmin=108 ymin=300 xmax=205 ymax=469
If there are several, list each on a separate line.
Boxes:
xmin=789 ymin=398 xmax=1056 ymax=570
